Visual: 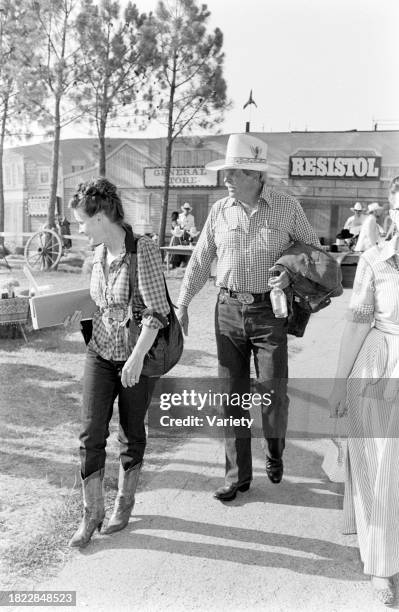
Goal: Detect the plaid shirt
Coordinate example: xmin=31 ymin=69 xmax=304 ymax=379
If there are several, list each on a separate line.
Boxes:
xmin=178 ymin=186 xmax=320 ymax=306
xmin=89 ymin=234 xmax=169 ymax=361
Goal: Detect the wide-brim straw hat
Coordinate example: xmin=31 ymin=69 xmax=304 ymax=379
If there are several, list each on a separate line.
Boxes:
xmin=205 ymin=133 xmax=268 ymax=172
xmin=368 ymin=202 xmax=383 ymax=213
xmin=350 ymin=202 xmax=363 ymax=212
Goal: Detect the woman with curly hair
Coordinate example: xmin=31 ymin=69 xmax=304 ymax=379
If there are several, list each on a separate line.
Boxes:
xmin=67 ymin=177 xmax=170 ymax=548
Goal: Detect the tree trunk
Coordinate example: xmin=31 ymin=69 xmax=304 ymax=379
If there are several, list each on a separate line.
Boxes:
xmin=0 ymin=94 xmax=8 ymax=248
xmin=99 ymin=118 xmax=106 ymax=177
xmin=159 ymin=53 xmax=177 ymax=249
xmin=48 ymin=96 xmax=61 ymax=230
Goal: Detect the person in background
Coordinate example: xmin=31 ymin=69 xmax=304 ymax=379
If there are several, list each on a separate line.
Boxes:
xmin=354 ymin=202 xmax=384 ymax=252
xmin=66 ymin=177 xmax=169 ymax=548
xmin=171 ymin=210 xmax=180 ymax=232
xmin=329 ymin=175 xmax=399 ymax=606
xmin=177 ymin=203 xmax=196 ymax=267
xmin=56 ymin=215 xmax=72 ymax=249
xmin=343 ymin=202 xmax=366 ymax=238
xmin=169 ymin=210 xmax=184 ymax=268
xmin=178 ymin=202 xmax=196 ymax=241
xmin=177 ymin=133 xmax=320 ymax=501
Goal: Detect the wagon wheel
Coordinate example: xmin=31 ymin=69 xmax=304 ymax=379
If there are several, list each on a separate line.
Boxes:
xmin=24 ymin=229 xmax=63 ymax=271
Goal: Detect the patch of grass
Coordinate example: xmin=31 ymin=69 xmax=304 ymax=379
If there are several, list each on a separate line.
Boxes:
xmin=0 ymin=270 xmax=214 ymax=588
xmin=2 ymin=490 xmax=82 ymax=587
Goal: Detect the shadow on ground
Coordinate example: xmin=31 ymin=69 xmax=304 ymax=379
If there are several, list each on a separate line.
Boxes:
xmin=86 ymin=513 xmax=363 ymax=581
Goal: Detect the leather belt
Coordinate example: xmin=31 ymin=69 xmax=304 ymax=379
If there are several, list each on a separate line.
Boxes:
xmin=220 ymin=288 xmax=269 ymax=304
xmin=101 ymin=306 xmax=128 ymax=322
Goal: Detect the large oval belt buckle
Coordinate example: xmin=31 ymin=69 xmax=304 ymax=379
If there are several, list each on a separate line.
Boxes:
xmin=237 ymin=292 xmax=254 ymax=304
xmin=107 ymin=307 xmax=126 ymax=322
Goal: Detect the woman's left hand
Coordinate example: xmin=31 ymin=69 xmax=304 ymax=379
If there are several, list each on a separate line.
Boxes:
xmin=121 ymin=351 xmax=144 ymax=388
xmin=328 ymin=380 xmax=348 ymax=418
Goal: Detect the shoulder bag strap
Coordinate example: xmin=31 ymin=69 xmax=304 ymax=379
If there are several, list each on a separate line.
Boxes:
xmin=128 ymin=237 xmax=172 ymax=327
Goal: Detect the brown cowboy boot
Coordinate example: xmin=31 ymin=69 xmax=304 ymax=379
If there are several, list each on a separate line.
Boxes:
xmin=69 ymin=469 xmax=105 ymax=548
xmin=102 ymin=463 xmax=141 ymax=535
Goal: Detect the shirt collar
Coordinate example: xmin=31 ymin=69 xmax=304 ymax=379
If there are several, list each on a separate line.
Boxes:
xmin=222 ymin=192 xmax=269 ymax=210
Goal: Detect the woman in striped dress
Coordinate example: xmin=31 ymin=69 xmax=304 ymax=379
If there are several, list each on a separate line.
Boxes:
xmin=329 ymin=176 xmax=399 ymax=606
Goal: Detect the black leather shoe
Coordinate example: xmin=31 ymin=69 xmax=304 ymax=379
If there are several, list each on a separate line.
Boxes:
xmin=213 ymin=482 xmax=251 ymax=501
xmin=266 ymin=457 xmax=283 ymax=484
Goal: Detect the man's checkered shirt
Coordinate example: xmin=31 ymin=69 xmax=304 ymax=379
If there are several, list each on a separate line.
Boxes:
xmin=178 ymin=186 xmax=320 ymax=306
xmin=89 ymin=236 xmax=169 ymax=361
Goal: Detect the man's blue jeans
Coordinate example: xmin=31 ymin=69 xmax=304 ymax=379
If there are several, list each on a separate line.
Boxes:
xmin=79 ymin=347 xmax=156 ymax=478
xmin=215 ymin=292 xmax=289 ymax=487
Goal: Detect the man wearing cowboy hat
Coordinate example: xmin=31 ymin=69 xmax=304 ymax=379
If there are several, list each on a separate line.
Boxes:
xmin=177 ymin=133 xmax=320 ymax=501
xmin=344 ymin=202 xmax=366 ymax=237
xmin=178 ymin=202 xmax=196 ymax=233
xmin=354 ymin=202 xmax=384 ymax=252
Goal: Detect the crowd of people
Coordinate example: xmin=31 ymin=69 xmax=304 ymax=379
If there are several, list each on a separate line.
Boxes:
xmin=64 ymin=134 xmax=399 ymax=607
xmin=338 ymin=200 xmax=391 ymax=252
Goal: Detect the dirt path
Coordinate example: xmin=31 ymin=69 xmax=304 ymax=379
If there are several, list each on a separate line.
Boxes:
xmin=1 ymin=269 xmax=393 ymax=611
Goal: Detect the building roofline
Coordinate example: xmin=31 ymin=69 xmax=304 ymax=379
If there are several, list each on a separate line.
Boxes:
xmin=5 ymin=128 xmax=399 ymax=154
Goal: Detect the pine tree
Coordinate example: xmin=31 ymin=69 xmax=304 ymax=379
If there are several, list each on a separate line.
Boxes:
xmin=30 ymin=0 xmax=82 ymax=231
xmin=151 ymin=0 xmax=229 ymax=247
xmin=0 ymin=0 xmax=43 ymax=246
xmin=73 ymin=0 xmax=158 ymax=176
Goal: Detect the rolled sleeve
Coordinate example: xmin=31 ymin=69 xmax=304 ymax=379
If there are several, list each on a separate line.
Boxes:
xmin=346 ymin=255 xmax=375 ymax=324
xmin=178 ymin=207 xmax=217 ymax=306
xmin=137 ymin=237 xmax=170 ymax=329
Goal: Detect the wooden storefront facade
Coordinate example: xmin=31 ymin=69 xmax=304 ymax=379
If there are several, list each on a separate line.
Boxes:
xmin=3 ymin=130 xmax=399 ymax=246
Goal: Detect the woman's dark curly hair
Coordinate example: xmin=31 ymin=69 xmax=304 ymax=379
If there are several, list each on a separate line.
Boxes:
xmin=69 ymin=177 xmax=125 ymax=225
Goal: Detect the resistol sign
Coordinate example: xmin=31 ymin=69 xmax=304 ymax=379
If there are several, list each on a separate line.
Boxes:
xmin=289 ymin=155 xmax=381 ymax=179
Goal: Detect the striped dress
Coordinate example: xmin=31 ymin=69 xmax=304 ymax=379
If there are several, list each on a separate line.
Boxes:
xmin=343 ymin=238 xmax=399 ymax=577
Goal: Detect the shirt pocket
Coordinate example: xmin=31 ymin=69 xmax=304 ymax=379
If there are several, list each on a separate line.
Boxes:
xmin=258 ymin=225 xmax=288 ymax=252
xmin=215 ymin=222 xmax=241 ymax=250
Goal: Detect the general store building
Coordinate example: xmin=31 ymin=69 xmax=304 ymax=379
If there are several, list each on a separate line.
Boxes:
xmin=3 ymin=130 xmax=399 ymax=246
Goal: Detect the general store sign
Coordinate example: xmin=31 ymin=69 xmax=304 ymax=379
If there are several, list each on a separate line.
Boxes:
xmin=289 ymin=156 xmax=381 ymax=179
xmin=144 ymin=167 xmax=218 ymax=188
xmin=27 ymin=195 xmax=49 ymax=216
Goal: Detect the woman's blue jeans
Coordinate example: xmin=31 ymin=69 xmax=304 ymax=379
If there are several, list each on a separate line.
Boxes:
xmin=79 ymin=347 xmax=156 ymax=478
xmin=215 ymin=292 xmax=289 ymax=487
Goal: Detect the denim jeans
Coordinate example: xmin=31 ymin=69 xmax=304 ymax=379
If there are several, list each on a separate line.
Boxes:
xmin=215 ymin=292 xmax=289 ymax=486
xmin=79 ymin=347 xmax=156 ymax=478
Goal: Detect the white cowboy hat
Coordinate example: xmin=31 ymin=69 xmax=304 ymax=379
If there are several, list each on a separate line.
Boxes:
xmin=205 ymin=133 xmax=268 ymax=172
xmin=350 ymin=202 xmax=363 ymax=212
xmin=368 ymin=202 xmax=383 ymax=213
xmin=181 ymin=202 xmax=192 ymax=212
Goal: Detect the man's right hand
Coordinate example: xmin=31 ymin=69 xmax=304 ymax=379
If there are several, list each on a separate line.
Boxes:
xmin=177 ymin=305 xmax=189 ymax=336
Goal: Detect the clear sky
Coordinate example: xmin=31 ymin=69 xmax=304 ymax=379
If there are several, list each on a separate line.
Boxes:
xmin=36 ymin=0 xmax=399 ymax=142
xmin=127 ymin=0 xmax=399 ymax=136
